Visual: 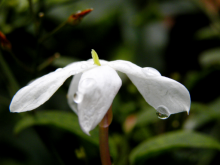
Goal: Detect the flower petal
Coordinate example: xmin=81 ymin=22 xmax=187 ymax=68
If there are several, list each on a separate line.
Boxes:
xmin=76 ymin=65 xmax=122 ymax=135
xmin=67 ymin=60 xmax=108 ymax=114
xmin=10 ymin=61 xmax=95 ymax=112
xmin=67 ymin=73 xmax=82 ymax=114
xmin=108 ymin=60 xmax=191 ymax=117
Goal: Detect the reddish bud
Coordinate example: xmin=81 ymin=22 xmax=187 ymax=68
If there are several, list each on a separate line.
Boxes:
xmin=67 ymin=8 xmax=93 ymax=25
xmin=0 ymin=31 xmax=12 ymax=50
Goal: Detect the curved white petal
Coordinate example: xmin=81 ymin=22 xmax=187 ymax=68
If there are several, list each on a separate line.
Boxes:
xmin=108 ymin=60 xmax=191 ymax=117
xmin=10 ymin=61 xmax=95 ymax=112
xmin=67 ymin=60 xmax=108 ymax=114
xmin=67 ymin=73 xmax=82 ymax=114
xmin=76 ymin=65 xmax=122 ymax=135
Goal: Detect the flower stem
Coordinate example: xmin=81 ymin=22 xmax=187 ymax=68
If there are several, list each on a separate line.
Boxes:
xmin=99 ymin=105 xmax=113 ymax=165
xmin=38 ymin=21 xmax=67 ymax=43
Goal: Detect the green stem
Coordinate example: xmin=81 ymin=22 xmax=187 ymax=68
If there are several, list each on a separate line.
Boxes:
xmin=37 ymin=52 xmax=60 ymax=71
xmin=99 ymin=105 xmax=113 ymax=165
xmin=38 ymin=21 xmax=67 ymax=43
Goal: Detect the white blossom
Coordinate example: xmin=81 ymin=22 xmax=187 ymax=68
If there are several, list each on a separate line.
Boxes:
xmin=10 ymin=50 xmax=190 ymax=135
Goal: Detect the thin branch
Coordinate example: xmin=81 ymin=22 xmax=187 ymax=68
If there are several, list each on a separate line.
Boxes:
xmin=38 ymin=21 xmax=67 ymax=43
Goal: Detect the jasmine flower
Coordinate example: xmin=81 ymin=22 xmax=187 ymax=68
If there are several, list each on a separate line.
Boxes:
xmin=10 ymin=50 xmax=190 ymax=135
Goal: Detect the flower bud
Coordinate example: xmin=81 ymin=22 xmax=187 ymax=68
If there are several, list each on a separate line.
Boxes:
xmin=67 ymin=8 xmax=93 ymax=25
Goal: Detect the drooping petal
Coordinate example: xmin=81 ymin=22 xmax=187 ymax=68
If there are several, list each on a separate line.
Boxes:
xmin=108 ymin=60 xmax=191 ymax=117
xmin=67 ymin=73 xmax=82 ymax=114
xmin=10 ymin=61 xmax=96 ymax=112
xmin=67 ymin=60 xmax=108 ymax=114
xmin=75 ymin=65 xmax=122 ymax=135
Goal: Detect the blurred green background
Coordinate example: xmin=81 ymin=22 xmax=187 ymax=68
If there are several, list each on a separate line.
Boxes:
xmin=1 ymin=0 xmax=220 ymax=164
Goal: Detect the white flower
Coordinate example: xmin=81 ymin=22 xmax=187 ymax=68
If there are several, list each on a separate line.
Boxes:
xmin=10 ymin=50 xmax=190 ymax=135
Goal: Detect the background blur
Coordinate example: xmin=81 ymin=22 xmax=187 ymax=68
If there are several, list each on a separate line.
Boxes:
xmin=1 ymin=0 xmax=220 ymax=165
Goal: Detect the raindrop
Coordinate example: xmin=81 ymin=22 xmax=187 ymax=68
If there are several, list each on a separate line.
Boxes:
xmin=156 ymin=105 xmax=170 ymax=119
xmin=156 ymin=112 xmax=169 ymax=119
xmin=73 ymin=92 xmax=83 ymax=103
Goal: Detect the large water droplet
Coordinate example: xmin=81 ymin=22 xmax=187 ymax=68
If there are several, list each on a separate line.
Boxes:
xmin=73 ymin=92 xmax=83 ymax=103
xmin=156 ymin=112 xmax=169 ymax=119
xmin=156 ymin=105 xmax=170 ymax=119
xmin=142 ymin=67 xmax=161 ymax=76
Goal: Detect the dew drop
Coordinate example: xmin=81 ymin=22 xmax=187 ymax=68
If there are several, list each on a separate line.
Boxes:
xmin=156 ymin=112 xmax=169 ymax=119
xmin=156 ymin=105 xmax=170 ymax=119
xmin=73 ymin=92 xmax=83 ymax=103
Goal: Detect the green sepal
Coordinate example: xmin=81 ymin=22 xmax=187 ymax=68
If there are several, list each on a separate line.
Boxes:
xmin=91 ymin=49 xmax=101 ymax=66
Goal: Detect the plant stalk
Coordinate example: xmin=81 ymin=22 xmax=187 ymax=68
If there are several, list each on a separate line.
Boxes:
xmin=99 ymin=105 xmax=113 ymax=165
xmin=38 ymin=21 xmax=67 ymax=43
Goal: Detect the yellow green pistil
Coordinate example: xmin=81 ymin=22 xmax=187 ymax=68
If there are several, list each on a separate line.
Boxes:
xmin=91 ymin=49 xmax=101 ymax=66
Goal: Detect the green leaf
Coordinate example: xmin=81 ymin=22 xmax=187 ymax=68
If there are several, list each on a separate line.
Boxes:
xmin=129 ymin=130 xmax=220 ymax=164
xmin=199 ymin=48 xmax=220 ymax=67
xmin=209 ymin=97 xmax=220 ymax=114
xmin=195 ymin=26 xmax=219 ymax=40
xmin=135 ymin=108 xmax=158 ymax=126
xmin=183 ymin=100 xmax=220 ymax=130
xmin=183 ymin=102 xmax=212 ymax=130
xmin=14 ymin=111 xmax=99 ymax=145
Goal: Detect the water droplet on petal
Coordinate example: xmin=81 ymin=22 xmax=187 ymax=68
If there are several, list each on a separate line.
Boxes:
xmin=156 ymin=112 xmax=169 ymax=119
xmin=156 ymin=105 xmax=170 ymax=119
xmin=73 ymin=92 xmax=83 ymax=103
xmin=142 ymin=67 xmax=161 ymax=76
